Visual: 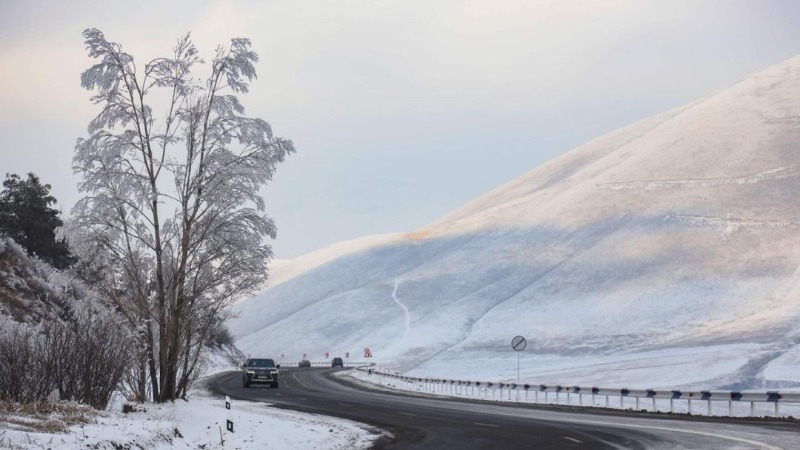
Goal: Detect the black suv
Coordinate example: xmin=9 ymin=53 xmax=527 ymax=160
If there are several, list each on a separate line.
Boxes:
xmin=331 ymin=357 xmax=344 ymax=368
xmin=242 ymin=358 xmax=280 ymax=388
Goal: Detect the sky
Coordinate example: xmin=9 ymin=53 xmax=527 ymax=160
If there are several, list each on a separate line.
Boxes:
xmin=2 ymin=0 xmax=800 ymax=259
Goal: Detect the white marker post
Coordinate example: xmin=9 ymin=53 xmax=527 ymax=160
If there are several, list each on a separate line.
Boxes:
xmin=225 ymin=395 xmax=233 ymax=433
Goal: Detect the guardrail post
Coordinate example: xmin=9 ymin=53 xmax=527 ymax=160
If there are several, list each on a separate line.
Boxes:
xmin=707 ymin=399 xmax=711 ymax=416
xmin=688 ymin=398 xmax=692 ymax=415
xmin=605 ymin=394 xmax=609 ymax=408
xmin=635 ymin=396 xmax=639 ymax=410
xmin=750 ymin=401 xmax=754 ymax=417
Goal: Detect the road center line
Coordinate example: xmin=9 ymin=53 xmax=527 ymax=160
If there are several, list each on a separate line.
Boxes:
xmin=398 ymin=412 xmax=417 ymax=417
xmin=474 ymin=422 xmax=499 ymax=428
xmin=339 ymin=403 xmax=354 ymax=407
xmin=291 ymin=371 xmax=314 ymax=391
xmin=564 ymin=436 xmax=582 ymax=444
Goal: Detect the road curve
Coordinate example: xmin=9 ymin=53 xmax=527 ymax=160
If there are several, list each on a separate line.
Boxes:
xmin=211 ymin=368 xmax=800 ymax=449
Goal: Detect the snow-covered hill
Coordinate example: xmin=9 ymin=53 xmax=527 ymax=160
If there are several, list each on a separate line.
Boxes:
xmin=231 ymin=55 xmax=800 ymax=390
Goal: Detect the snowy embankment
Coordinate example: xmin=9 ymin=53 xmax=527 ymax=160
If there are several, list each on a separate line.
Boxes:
xmin=0 ymin=349 xmax=381 ymax=450
xmin=0 ymin=377 xmax=382 ymax=450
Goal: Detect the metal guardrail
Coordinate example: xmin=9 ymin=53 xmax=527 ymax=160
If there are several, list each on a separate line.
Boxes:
xmin=355 ymin=368 xmax=800 ymax=418
xmin=281 ymin=360 xmax=372 ymax=367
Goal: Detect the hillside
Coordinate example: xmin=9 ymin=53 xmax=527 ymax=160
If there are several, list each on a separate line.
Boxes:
xmin=0 ymin=237 xmax=82 ymax=323
xmin=230 ymin=55 xmax=800 ymax=390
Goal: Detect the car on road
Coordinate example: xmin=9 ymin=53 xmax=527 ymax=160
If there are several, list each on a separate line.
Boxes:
xmin=298 ymin=359 xmax=311 ymax=368
xmin=242 ymin=358 xmax=280 ymax=388
xmin=331 ymin=357 xmax=344 ymax=368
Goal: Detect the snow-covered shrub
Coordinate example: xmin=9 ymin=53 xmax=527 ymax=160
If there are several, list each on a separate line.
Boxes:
xmin=0 ymin=303 xmax=132 ymax=409
xmin=0 ymin=317 xmax=50 ymax=403
xmin=56 ymin=300 xmax=132 ymax=409
xmin=0 ymin=237 xmax=133 ymax=409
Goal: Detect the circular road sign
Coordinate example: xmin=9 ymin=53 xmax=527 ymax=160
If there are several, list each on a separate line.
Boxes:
xmin=511 ymin=335 xmax=527 ymax=351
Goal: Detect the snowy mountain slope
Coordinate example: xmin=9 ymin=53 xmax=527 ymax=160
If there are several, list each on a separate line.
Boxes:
xmin=231 ymin=55 xmax=800 ymax=389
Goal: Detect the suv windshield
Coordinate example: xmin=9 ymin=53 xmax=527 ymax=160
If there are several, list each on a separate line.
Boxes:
xmin=247 ymin=359 xmax=276 ymax=368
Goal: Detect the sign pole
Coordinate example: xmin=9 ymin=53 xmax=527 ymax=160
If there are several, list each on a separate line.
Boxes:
xmin=511 ymin=335 xmax=526 ymax=386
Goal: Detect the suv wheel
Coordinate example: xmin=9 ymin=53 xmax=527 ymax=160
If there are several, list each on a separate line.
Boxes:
xmin=271 ymin=381 xmax=279 ymax=389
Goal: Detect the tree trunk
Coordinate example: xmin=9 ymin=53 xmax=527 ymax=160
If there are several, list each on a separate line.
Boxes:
xmin=146 ymin=319 xmax=160 ymax=402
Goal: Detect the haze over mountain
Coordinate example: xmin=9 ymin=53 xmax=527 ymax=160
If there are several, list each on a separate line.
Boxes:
xmin=230 ymin=55 xmax=800 ymax=390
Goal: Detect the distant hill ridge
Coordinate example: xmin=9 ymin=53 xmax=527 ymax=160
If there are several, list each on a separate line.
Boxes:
xmin=230 ymin=55 xmax=800 ymax=390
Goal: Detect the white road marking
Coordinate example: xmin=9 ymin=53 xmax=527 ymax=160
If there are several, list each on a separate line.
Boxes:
xmin=564 ymin=436 xmax=582 ymax=444
xmin=392 ymin=280 xmax=411 ymax=339
xmin=292 ymin=371 xmax=314 ymax=391
xmin=537 ymin=416 xmax=782 ymax=450
xmin=398 ymin=412 xmax=417 ymax=417
xmin=474 ymin=422 xmax=499 ymax=428
xmin=339 ymin=403 xmax=354 ymax=407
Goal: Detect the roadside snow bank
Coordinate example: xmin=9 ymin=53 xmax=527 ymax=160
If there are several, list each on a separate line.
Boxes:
xmin=0 ymin=382 xmax=383 ymax=449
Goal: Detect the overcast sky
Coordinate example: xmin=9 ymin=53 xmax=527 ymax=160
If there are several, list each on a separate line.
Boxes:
xmin=2 ymin=0 xmax=800 ymax=258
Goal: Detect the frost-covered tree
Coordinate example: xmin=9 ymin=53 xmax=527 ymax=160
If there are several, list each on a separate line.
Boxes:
xmin=62 ymin=29 xmax=294 ymax=402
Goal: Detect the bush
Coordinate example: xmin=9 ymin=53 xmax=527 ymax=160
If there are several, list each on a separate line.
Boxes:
xmin=0 ymin=301 xmax=132 ymax=409
xmin=0 ymin=319 xmax=50 ymax=403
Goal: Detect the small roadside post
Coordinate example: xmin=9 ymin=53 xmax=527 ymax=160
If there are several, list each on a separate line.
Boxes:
xmin=511 ymin=335 xmax=526 ymax=385
xmin=225 ymin=395 xmax=233 ymax=433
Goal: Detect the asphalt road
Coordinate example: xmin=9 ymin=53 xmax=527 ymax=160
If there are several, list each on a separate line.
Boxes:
xmin=211 ymin=368 xmax=800 ymax=449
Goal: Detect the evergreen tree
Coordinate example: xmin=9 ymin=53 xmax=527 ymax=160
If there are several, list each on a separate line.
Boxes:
xmin=0 ymin=173 xmax=73 ymax=269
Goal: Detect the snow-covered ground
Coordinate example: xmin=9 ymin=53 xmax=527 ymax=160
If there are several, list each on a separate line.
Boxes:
xmin=0 ymin=380 xmax=383 ymax=450
xmin=230 ymin=54 xmax=800 ymax=392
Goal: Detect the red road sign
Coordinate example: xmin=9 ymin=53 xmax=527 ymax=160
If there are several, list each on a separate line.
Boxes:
xmin=364 ymin=347 xmax=373 ymax=358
